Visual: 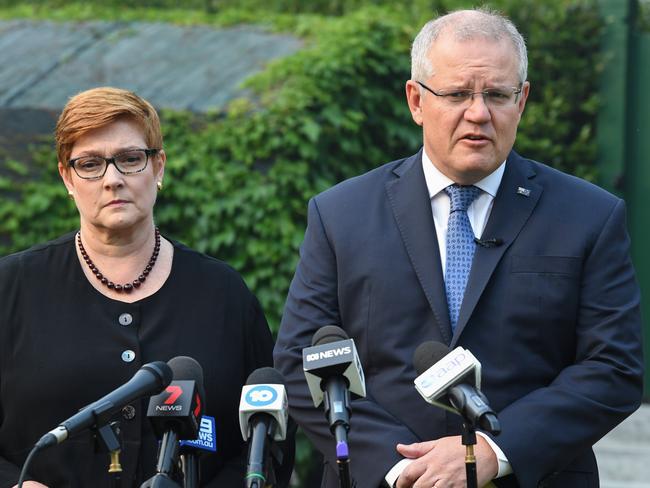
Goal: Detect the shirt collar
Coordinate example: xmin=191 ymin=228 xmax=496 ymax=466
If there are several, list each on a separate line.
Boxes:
xmin=421 ymin=148 xmax=506 ymax=199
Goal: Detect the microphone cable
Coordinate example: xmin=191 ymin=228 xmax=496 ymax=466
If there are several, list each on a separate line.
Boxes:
xmin=17 ymin=443 xmax=42 ymax=488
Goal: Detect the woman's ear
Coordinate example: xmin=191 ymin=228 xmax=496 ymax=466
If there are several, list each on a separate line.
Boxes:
xmin=58 ymin=161 xmax=75 ymax=194
xmin=155 ymin=150 xmax=166 ymax=185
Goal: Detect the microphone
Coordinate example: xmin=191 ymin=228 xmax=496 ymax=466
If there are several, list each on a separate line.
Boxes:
xmin=474 ymin=237 xmax=503 ymax=248
xmin=239 ymin=367 xmax=288 ymax=488
xmin=413 ymin=342 xmax=500 ymax=434
xmin=302 ymin=326 xmax=366 ymax=461
xmin=142 ymin=356 xmax=205 ymax=488
xmin=178 ymin=415 xmax=217 ymax=488
xmin=36 ymin=361 xmax=173 ymax=449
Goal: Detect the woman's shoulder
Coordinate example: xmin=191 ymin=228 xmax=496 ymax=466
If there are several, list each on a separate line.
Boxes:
xmin=169 ymin=239 xmax=250 ymax=289
xmin=0 ymin=233 xmax=76 ymax=294
xmin=0 ymin=232 xmax=76 ymax=269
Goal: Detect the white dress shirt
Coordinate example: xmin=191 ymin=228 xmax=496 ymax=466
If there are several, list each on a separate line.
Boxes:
xmin=421 ymin=149 xmax=504 ymax=275
xmin=384 ymin=150 xmax=512 ymax=487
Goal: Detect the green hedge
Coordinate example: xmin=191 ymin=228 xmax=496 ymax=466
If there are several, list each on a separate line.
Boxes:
xmin=639 ymin=0 xmax=650 ymax=31
xmin=0 ymin=1 xmax=603 ymax=337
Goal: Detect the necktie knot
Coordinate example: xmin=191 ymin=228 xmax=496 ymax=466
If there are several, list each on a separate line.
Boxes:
xmin=444 ymin=184 xmax=480 ymax=212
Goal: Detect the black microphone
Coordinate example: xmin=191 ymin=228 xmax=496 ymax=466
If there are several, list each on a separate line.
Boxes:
xmin=474 ymin=237 xmax=503 ymax=248
xmin=36 ymin=361 xmax=173 ymax=449
xmin=302 ymin=326 xmax=366 ymax=460
xmin=239 ymin=367 xmax=288 ymax=488
xmin=413 ymin=342 xmax=500 ymax=434
xmin=142 ymin=356 xmax=205 ymax=488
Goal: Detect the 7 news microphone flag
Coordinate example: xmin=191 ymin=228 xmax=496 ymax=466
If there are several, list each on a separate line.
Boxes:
xmin=141 ymin=356 xmax=206 ymax=488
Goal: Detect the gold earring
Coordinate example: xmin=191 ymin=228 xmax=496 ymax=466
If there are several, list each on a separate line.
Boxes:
xmin=67 ymin=190 xmax=74 ymax=200
xmin=157 ymin=181 xmax=163 ymax=191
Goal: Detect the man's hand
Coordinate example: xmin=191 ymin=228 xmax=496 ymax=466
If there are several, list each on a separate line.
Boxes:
xmin=12 ymin=482 xmax=49 ymax=488
xmin=395 ymin=435 xmax=498 ymax=488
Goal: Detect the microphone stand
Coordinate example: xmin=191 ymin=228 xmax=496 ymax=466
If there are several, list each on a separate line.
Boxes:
xmin=267 ymin=442 xmax=284 ymax=488
xmin=337 ymin=460 xmax=351 ymax=488
xmin=180 ymin=452 xmax=199 ymax=488
xmin=245 ymin=419 xmax=276 ymax=488
xmin=140 ymin=430 xmax=183 ymax=488
xmin=460 ymin=421 xmax=478 ymax=488
xmin=324 ymin=378 xmax=353 ymax=488
xmin=448 ymin=385 xmax=500 ymax=488
xmin=96 ymin=422 xmax=122 ymax=488
xmin=334 ymin=424 xmax=351 ymax=488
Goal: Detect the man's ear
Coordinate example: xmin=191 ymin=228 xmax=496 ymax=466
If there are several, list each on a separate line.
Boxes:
xmin=405 ymin=80 xmax=425 ymax=126
xmin=517 ymin=81 xmax=531 ymax=118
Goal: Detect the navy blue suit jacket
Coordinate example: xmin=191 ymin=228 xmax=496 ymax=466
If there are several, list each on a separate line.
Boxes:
xmin=274 ymin=150 xmax=644 ymax=487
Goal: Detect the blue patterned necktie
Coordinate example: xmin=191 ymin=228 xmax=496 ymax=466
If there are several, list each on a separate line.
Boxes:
xmin=444 ymin=184 xmax=481 ymax=332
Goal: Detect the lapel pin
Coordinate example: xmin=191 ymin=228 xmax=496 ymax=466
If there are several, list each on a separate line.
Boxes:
xmin=516 ymin=186 xmax=531 ymax=197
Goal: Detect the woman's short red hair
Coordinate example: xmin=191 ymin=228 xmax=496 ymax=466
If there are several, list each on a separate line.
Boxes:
xmin=56 ymin=87 xmax=162 ymax=164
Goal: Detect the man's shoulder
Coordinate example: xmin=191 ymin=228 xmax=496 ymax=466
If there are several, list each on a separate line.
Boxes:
xmin=513 ymin=152 xmax=620 ymax=205
xmin=314 ymin=151 xmax=420 ymax=205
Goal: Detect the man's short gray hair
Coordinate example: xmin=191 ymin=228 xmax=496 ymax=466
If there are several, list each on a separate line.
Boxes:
xmin=411 ymin=8 xmax=528 ymax=84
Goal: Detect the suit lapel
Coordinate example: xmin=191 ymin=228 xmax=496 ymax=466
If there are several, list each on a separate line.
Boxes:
xmin=452 ymin=152 xmax=542 ymax=344
xmin=386 ymin=150 xmax=453 ymax=343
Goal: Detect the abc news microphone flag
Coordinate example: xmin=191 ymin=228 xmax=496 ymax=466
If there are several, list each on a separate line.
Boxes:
xmin=303 ymin=336 xmax=366 ymax=408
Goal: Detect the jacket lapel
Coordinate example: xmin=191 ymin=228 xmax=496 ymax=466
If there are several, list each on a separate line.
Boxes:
xmin=452 ymin=152 xmax=542 ymax=344
xmin=386 ymin=150 xmax=453 ymax=343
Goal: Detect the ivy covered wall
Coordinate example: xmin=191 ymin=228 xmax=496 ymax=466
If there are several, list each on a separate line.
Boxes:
xmin=0 ymin=1 xmax=603 ymax=335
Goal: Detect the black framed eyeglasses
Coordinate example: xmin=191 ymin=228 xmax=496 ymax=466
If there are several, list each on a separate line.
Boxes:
xmin=68 ymin=148 xmax=159 ymax=180
xmin=416 ymin=81 xmax=523 ymax=107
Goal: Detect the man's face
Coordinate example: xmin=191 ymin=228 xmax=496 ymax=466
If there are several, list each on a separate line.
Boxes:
xmin=406 ymin=35 xmax=530 ymax=185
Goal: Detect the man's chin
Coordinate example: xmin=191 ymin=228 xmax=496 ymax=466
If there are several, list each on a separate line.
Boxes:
xmin=452 ymin=157 xmax=500 ymax=183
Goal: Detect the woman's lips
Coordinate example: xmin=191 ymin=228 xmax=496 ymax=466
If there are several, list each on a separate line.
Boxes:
xmin=106 ymin=199 xmax=129 ymax=207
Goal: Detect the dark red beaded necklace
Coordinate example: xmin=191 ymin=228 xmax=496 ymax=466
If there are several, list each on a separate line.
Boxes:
xmin=77 ymin=227 xmax=161 ymax=293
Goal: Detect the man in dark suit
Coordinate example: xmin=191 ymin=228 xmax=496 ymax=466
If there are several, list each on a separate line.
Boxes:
xmin=274 ymin=8 xmax=643 ymax=488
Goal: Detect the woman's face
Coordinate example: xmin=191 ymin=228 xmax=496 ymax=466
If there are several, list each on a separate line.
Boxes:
xmin=59 ymin=118 xmax=165 ymax=234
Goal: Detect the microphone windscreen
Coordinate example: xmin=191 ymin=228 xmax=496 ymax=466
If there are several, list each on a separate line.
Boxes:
xmin=168 ymin=356 xmax=206 ymax=404
xmin=413 ymin=341 xmax=450 ymax=375
xmin=312 ymin=325 xmax=349 ymax=346
xmin=246 ymin=367 xmax=286 ymax=386
xmin=143 ymin=361 xmax=174 ymax=388
xmin=168 ymin=356 xmax=204 ymax=382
